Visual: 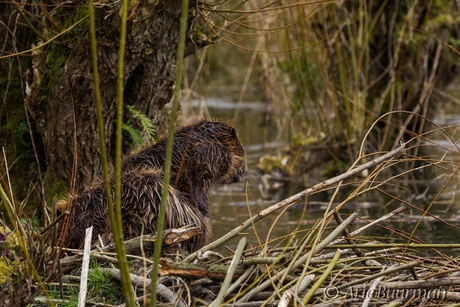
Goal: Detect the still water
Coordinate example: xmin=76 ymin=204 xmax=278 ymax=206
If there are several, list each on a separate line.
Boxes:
xmin=183 ymin=91 xmax=460 ymax=255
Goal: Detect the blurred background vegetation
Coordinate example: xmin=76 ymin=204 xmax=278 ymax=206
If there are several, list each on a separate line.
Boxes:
xmin=0 ymin=0 xmax=460 ymax=235
xmin=184 ymin=0 xmax=460 ymax=174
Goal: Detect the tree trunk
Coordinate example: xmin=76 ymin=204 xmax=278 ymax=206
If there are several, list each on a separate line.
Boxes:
xmin=24 ymin=0 xmax=208 ymax=193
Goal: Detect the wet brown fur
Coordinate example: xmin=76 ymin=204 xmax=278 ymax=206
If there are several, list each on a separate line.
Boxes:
xmin=57 ymin=168 xmax=211 ymax=252
xmin=57 ymin=120 xmax=246 ymax=252
xmin=122 ymin=119 xmax=247 ymax=215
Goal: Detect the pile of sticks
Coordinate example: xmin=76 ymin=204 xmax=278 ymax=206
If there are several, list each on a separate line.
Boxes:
xmin=35 ymin=143 xmax=460 ymax=306
xmin=40 ymin=205 xmax=460 ymax=307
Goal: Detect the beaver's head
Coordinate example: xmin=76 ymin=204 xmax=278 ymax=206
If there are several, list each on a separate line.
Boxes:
xmin=224 ymin=146 xmax=247 ymax=184
xmin=211 ymin=122 xmax=247 ymax=185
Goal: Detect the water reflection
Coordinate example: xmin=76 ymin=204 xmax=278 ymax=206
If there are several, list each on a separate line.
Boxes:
xmin=185 ymin=97 xmax=460 ymax=254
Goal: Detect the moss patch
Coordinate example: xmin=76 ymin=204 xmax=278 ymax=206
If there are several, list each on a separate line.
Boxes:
xmin=257 ymin=153 xmax=293 ymax=177
xmin=0 ymin=226 xmax=22 ymax=286
xmin=44 ymin=172 xmax=68 ymax=207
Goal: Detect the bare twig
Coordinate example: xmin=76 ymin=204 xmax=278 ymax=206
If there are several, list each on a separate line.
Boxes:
xmin=211 ymin=237 xmax=247 ymax=307
xmin=330 ymin=206 xmax=406 ymax=246
xmin=78 ymin=226 xmax=93 ymax=307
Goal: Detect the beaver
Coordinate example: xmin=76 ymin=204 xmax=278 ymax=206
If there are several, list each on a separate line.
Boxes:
xmin=57 ymin=120 xmax=246 ymax=252
xmin=57 ymin=168 xmax=211 ymax=252
xmin=122 ymin=119 xmax=247 ymax=215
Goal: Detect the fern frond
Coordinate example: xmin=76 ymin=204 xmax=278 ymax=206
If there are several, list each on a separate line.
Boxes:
xmin=122 ymin=122 xmax=144 ymax=145
xmin=126 ymin=105 xmax=156 ymax=142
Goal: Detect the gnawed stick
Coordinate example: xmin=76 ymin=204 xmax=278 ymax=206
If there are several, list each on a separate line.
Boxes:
xmin=102 ymin=224 xmax=201 ymax=253
xmin=57 ymin=225 xmax=201 ymax=269
xmin=184 ymin=143 xmax=406 ymax=263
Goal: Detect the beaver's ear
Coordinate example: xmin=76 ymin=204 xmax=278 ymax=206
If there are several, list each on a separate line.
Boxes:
xmin=229 ymin=127 xmax=237 ymax=137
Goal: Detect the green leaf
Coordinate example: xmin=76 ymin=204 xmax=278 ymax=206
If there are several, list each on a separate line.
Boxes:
xmin=122 ymin=123 xmax=144 ymax=145
xmin=126 ymin=105 xmax=156 ymax=142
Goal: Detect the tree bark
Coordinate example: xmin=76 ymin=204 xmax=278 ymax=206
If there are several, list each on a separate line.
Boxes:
xmin=23 ymin=0 xmax=208 ymax=193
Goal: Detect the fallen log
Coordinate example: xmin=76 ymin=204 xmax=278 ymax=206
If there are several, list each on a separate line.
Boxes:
xmin=159 ymin=258 xmax=247 ymax=281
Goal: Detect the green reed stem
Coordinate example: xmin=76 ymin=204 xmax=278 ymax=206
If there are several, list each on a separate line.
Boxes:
xmin=302 ymin=249 xmax=341 ymax=305
xmin=88 ymin=0 xmax=111 ymax=222
xmin=115 ymin=0 xmax=136 ymax=302
xmin=149 ymin=0 xmax=189 ymax=305
xmin=88 ymin=0 xmax=135 ymax=305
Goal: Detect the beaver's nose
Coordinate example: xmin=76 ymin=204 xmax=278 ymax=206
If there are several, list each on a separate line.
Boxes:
xmin=232 ymin=167 xmax=247 ymax=183
xmin=230 ymin=176 xmax=241 ymax=183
